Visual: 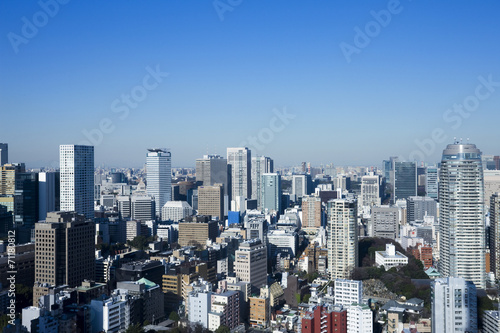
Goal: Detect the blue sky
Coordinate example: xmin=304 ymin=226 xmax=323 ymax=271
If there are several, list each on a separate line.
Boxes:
xmin=1 ymin=1 xmax=499 ymax=168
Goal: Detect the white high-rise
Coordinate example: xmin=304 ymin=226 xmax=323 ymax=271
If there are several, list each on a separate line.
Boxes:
xmin=146 ymin=148 xmax=171 ymax=218
xmin=438 ymin=142 xmax=486 ymax=289
xmin=431 ymin=277 xmax=477 ymax=332
xmin=251 ymin=156 xmax=273 ymax=208
xmin=327 ymin=198 xmax=358 ymax=280
xmin=60 ymin=145 xmax=94 ymax=219
xmin=227 ymin=147 xmax=251 ymax=200
xmin=359 ymin=174 xmax=381 ymax=208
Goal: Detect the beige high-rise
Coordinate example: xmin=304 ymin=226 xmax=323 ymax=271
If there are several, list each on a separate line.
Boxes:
xmin=198 ymin=184 xmax=224 ymax=220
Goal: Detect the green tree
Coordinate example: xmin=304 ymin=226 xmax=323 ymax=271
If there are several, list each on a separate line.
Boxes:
xmin=169 ymin=311 xmax=180 ymax=322
xmin=214 ymin=325 xmax=230 ymax=333
xmin=125 ymin=323 xmax=144 ymax=333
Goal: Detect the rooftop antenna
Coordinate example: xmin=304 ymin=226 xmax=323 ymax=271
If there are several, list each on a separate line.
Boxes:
xmin=453 ymin=136 xmax=457 ymax=144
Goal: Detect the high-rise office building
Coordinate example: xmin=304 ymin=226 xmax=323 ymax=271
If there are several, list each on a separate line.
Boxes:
xmin=359 ymin=174 xmax=381 ymax=208
xmin=431 ymin=277 xmax=477 ymax=332
xmin=438 ymin=143 xmax=486 ymax=289
xmin=235 ymin=239 xmax=267 ymax=292
xmin=146 ymin=148 xmax=171 ymax=218
xmin=38 ymin=172 xmax=60 ymax=221
xmin=0 ymin=163 xmax=25 ymax=196
xmin=0 ymin=143 xmax=7 ymax=166
xmin=490 ymin=193 xmax=500 ymax=279
xmin=178 ymin=216 xmax=218 ymax=247
xmin=261 ymin=173 xmax=281 ymax=214
xmin=251 ymin=156 xmax=273 ymax=208
xmin=195 ymin=154 xmax=228 ymax=198
xmin=425 ymin=166 xmax=439 ymax=199
xmin=227 ymin=147 xmax=251 ymax=200
xmin=131 ymin=195 xmax=155 ymax=221
xmin=392 ymin=161 xmax=417 ymax=202
xmin=371 ymin=206 xmax=399 ymax=239
xmin=60 ymin=145 xmax=94 ymax=219
xmin=406 ymin=196 xmax=437 ymax=223
xmin=198 ymin=184 xmax=224 ymax=220
xmin=292 ymin=174 xmax=311 ymax=199
xmin=33 ymin=211 xmax=95 ymax=304
xmin=14 ymin=171 xmax=39 ymax=228
xmin=327 ymin=198 xmax=358 ymax=280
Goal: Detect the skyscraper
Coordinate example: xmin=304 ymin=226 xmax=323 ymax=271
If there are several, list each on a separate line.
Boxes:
xmin=431 ymin=277 xmax=477 ymax=332
xmin=292 ymin=174 xmax=311 ymax=199
xmin=60 ymin=145 xmax=94 ymax=219
xmin=261 ymin=173 xmax=281 ymax=214
xmin=33 ymin=211 xmax=95 ymax=304
xmin=425 ymin=166 xmax=439 ymax=199
xmin=198 ymin=184 xmax=224 ymax=220
xmin=359 ymin=174 xmax=381 ymax=208
xmin=227 ymin=147 xmax=251 ymax=200
xmin=235 ymin=239 xmax=267 ymax=293
xmin=0 ymin=143 xmax=7 ymax=166
xmin=392 ymin=161 xmax=417 ymax=202
xmin=327 ymin=198 xmax=358 ymax=280
xmin=195 ymin=154 xmax=228 ymax=197
xmin=301 ymin=195 xmax=322 ymax=231
xmin=438 ymin=142 xmax=486 ymax=289
xmin=251 ymin=156 xmax=273 ymax=208
xmin=38 ymin=172 xmax=60 ymax=221
xmin=489 ymin=193 xmax=500 ymax=279
xmin=146 ymin=148 xmax=171 ymax=217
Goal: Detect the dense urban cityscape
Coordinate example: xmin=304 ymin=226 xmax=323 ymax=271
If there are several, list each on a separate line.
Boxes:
xmin=0 ymin=141 xmax=498 ymax=332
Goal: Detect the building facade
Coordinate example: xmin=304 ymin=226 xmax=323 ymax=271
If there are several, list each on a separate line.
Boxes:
xmin=227 ymin=147 xmax=251 ymax=200
xmin=146 ymin=148 xmax=172 ymax=218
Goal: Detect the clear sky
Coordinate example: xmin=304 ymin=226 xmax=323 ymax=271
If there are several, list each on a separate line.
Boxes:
xmin=1 ymin=1 xmax=500 ymax=168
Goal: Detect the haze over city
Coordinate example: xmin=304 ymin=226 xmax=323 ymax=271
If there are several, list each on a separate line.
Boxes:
xmin=1 ymin=1 xmax=500 ymax=168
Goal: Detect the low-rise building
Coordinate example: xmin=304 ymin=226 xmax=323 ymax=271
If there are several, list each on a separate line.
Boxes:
xmin=375 ymin=244 xmax=408 ymax=270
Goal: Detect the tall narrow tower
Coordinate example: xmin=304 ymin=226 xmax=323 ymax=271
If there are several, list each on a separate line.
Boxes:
xmin=60 ymin=145 xmax=94 ymax=219
xmin=227 ymin=147 xmax=251 ymax=200
xmin=146 ymin=148 xmax=171 ymax=218
xmin=438 ymin=142 xmax=485 ymax=289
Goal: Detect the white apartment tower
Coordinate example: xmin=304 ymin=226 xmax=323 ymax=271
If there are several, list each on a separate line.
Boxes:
xmin=438 ymin=143 xmax=486 ymax=289
xmin=60 ymin=144 xmax=94 ymax=219
xmin=146 ymin=148 xmax=171 ymax=217
xmin=227 ymin=147 xmax=251 ymax=200
xmin=327 ymin=198 xmax=358 ymax=280
xmin=431 ymin=277 xmax=477 ymax=332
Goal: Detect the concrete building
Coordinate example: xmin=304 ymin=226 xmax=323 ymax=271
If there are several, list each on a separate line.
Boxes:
xmin=392 ymin=161 xmax=417 ymax=202
xmin=34 ymin=212 xmax=95 ymax=287
xmin=406 ymin=196 xmax=437 ymax=223
xmin=359 ymin=174 xmax=381 ymax=208
xmin=292 ymin=174 xmax=311 ymax=199
xmin=302 ymin=304 xmax=347 ymax=333
xmin=267 ymin=229 xmax=298 ymax=258
xmin=198 ymin=184 xmax=224 ymax=220
xmin=346 ymin=304 xmax=372 ymax=333
xmin=146 ymin=148 xmax=172 ymax=217
xmin=188 ymin=280 xmax=213 ymax=329
xmin=431 ymin=277 xmax=477 ymax=333
xmin=327 ymin=198 xmax=358 ymax=280
xmin=130 ymin=195 xmax=155 ymax=221
xmin=227 ymin=147 xmax=251 ymax=200
xmin=60 ymin=145 xmax=94 ymax=219
xmin=490 ymin=193 xmax=500 ymax=279
xmin=375 ymin=244 xmax=408 ymax=270
xmin=0 ymin=143 xmax=7 ymax=166
xmin=334 ymin=279 xmax=362 ymax=307
xmin=482 ymin=310 xmax=499 ymax=333
xmin=91 ymin=293 xmax=129 ymax=332
xmin=251 ymin=156 xmax=273 ymax=208
xmin=371 ymin=206 xmax=399 ymax=239
xmin=249 ymin=296 xmax=269 ymax=328
xmin=178 ymin=216 xmax=218 ymax=248
xmin=301 ymin=195 xmax=322 ymax=231
xmin=196 ymin=154 xmax=228 ymax=196
xmin=235 ymin=239 xmax=267 ymax=292
xmin=438 ymin=143 xmax=486 ymax=289
xmin=261 ymin=173 xmax=281 ymax=214
xmin=161 ymin=201 xmax=192 ymax=221
xmin=484 ymin=170 xmax=500 ymax=208
xmin=208 ymin=290 xmax=240 ymax=331
xmin=425 ymin=166 xmax=439 ymax=199
xmin=38 ymin=172 xmax=59 ymax=221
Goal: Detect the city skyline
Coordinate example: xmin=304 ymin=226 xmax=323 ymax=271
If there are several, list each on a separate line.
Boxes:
xmin=1 ymin=2 xmax=500 ymax=167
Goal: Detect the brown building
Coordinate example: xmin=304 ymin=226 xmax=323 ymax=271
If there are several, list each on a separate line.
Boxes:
xmin=198 ymin=184 xmax=224 ymax=220
xmin=302 ymin=304 xmax=347 ymax=333
xmin=301 ymin=195 xmax=322 ymax=231
xmin=0 ymin=243 xmax=35 ymax=287
xmin=178 ymin=216 xmax=218 ymax=248
xmin=0 ymin=163 xmax=25 ymax=196
xmin=33 ymin=211 xmax=95 ymax=304
xmin=410 ymin=244 xmax=433 ymax=269
xmin=249 ymin=296 xmax=269 ymax=328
